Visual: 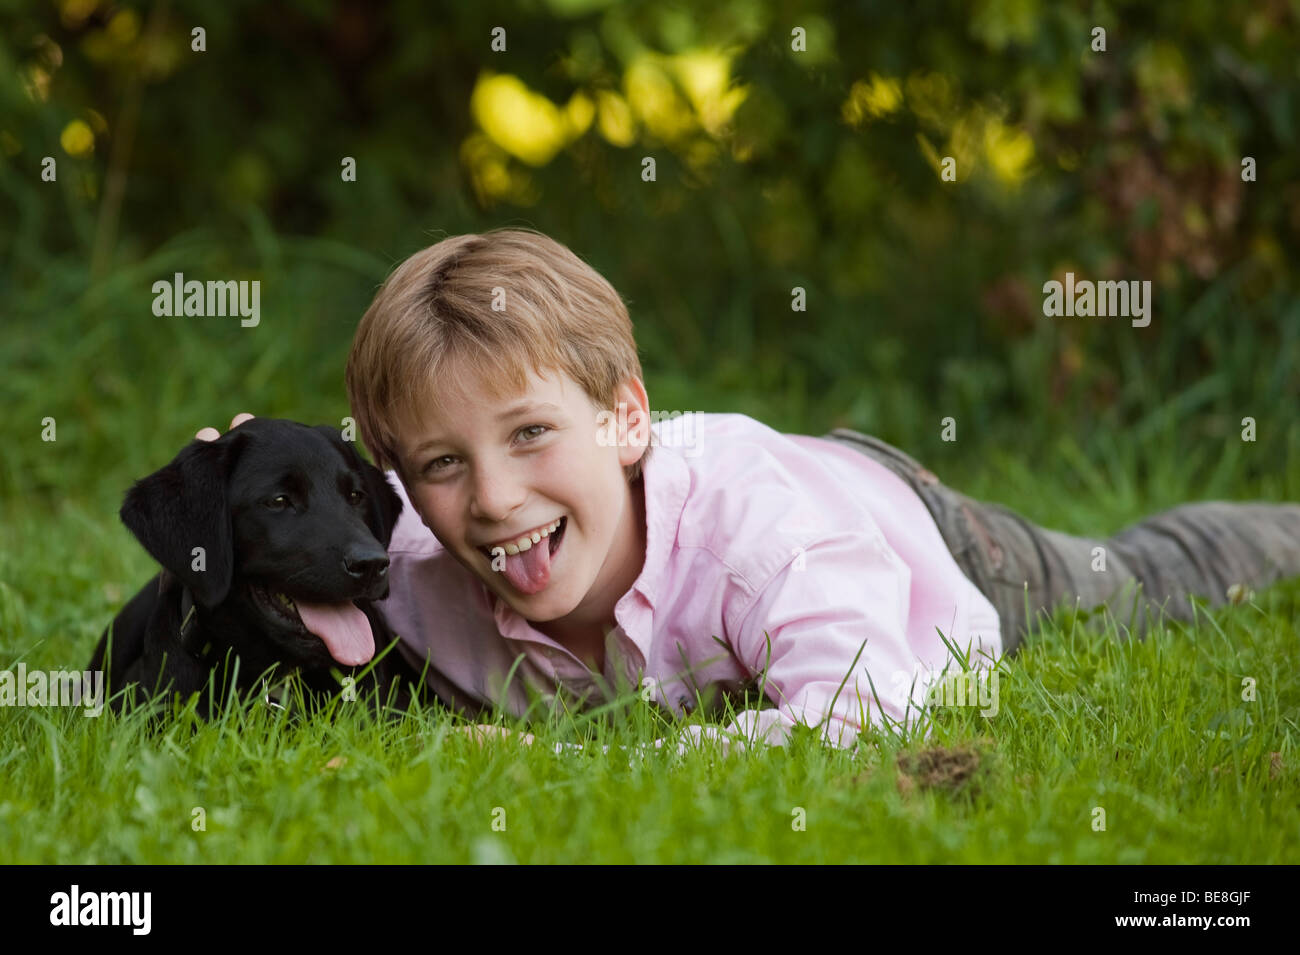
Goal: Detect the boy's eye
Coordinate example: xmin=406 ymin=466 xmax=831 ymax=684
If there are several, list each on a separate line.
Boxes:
xmin=421 ymin=426 xmax=548 ymax=476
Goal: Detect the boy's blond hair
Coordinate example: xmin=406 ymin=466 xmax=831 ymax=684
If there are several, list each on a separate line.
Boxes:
xmin=346 ymin=227 xmax=650 ymax=483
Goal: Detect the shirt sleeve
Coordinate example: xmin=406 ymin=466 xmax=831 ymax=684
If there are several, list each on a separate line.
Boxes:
xmin=697 ymin=528 xmax=929 ymax=751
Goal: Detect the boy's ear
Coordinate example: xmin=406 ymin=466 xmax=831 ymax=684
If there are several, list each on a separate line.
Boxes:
xmin=318 ymin=426 xmax=404 ymax=548
xmin=119 ymin=433 xmax=246 ymax=608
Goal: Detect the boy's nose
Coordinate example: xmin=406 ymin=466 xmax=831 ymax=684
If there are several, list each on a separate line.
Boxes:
xmin=467 ymin=467 xmax=528 ymax=522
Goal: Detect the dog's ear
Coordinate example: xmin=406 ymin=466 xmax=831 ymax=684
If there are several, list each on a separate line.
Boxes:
xmin=120 ymin=433 xmax=245 ymax=608
xmin=318 ymin=427 xmax=404 ymax=548
xmin=358 ymin=456 xmax=404 ymax=549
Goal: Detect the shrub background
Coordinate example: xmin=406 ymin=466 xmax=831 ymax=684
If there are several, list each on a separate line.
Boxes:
xmin=1 ymin=0 xmax=1298 ymax=651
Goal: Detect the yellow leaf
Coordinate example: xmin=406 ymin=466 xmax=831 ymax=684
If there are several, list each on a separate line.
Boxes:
xmin=60 ymin=119 xmax=94 ymax=158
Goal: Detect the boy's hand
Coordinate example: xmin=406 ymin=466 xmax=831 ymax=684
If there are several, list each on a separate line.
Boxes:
xmin=456 ymin=724 xmax=535 ymax=746
xmin=196 ymin=413 xmax=255 ymax=442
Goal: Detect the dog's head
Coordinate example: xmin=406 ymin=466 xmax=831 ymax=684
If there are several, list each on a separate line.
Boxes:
xmin=119 ymin=418 xmax=403 ymax=667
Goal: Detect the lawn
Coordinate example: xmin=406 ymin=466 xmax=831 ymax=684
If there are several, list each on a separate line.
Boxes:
xmin=2 ymin=240 xmax=1297 ymax=865
xmin=3 ymin=438 xmax=1296 ymax=864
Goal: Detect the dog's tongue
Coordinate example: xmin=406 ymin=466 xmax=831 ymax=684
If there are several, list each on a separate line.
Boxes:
xmin=296 ymin=601 xmax=375 ymax=666
xmin=501 ymin=540 xmax=552 ymax=595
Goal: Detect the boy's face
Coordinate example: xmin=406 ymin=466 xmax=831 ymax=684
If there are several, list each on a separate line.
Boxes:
xmin=392 ymin=366 xmax=650 ymax=636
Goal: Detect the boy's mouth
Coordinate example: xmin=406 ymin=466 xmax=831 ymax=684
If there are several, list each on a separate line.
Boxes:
xmin=478 ymin=516 xmax=567 ymax=594
xmin=477 ymin=515 xmax=565 ymax=558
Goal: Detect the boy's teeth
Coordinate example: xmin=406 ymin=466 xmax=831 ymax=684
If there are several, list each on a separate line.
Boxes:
xmin=495 ymin=518 xmax=561 ymax=556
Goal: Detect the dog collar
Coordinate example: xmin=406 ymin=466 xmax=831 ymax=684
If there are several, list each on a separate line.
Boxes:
xmin=157 ymin=571 xmax=293 ymax=711
xmin=157 ymin=571 xmax=207 ymax=659
xmin=178 ymin=586 xmax=200 ymax=650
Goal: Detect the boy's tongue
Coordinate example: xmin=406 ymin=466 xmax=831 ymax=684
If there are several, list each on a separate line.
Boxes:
xmin=502 ymin=538 xmax=553 ymax=595
xmin=296 ymin=601 xmax=375 ymax=665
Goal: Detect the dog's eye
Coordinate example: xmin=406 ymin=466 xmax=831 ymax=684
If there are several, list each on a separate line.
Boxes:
xmin=265 ymin=495 xmax=291 ymax=510
xmin=348 ymin=490 xmax=365 ymax=506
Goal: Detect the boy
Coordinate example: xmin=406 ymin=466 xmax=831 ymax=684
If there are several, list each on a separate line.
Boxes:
xmin=206 ymin=228 xmax=1300 ymax=750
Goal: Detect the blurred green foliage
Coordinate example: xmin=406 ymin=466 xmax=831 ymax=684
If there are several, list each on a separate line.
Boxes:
xmin=2 ymin=0 xmax=1298 ymax=514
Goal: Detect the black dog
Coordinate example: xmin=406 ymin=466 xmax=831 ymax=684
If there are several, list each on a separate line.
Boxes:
xmin=88 ymin=418 xmax=427 ymax=718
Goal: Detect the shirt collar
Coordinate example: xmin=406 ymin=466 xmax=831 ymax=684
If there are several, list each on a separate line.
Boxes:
xmin=630 ymin=439 xmax=689 ymax=611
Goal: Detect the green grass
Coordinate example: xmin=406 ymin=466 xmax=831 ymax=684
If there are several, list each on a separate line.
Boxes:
xmin=2 ymin=237 xmax=1297 ymax=863
xmin=2 ymin=460 xmax=1297 ymax=864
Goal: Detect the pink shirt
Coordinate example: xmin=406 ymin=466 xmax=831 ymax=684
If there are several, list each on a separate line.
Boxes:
xmin=377 ymin=412 xmax=1002 ymax=750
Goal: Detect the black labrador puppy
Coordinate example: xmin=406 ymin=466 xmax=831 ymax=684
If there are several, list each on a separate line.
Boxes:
xmin=88 ymin=418 xmax=427 ymax=718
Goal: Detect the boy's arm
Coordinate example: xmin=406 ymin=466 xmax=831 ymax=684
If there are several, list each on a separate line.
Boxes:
xmin=555 ymin=531 xmax=927 ymax=758
xmin=701 ymin=527 xmax=923 ymax=751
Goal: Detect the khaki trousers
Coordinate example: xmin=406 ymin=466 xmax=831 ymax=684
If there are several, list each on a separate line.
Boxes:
xmin=822 ymin=429 xmax=1300 ymax=654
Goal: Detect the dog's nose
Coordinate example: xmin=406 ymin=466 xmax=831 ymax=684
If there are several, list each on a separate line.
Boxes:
xmin=343 ymin=549 xmax=390 ymax=586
